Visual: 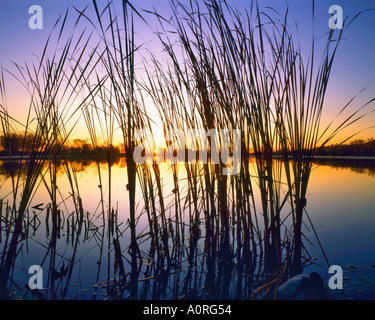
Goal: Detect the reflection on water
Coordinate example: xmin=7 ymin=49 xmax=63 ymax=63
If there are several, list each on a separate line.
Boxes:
xmin=305 ymin=159 xmax=375 ymax=299
xmin=0 ymin=157 xmax=126 ymax=178
xmin=312 ymin=158 xmax=375 ymax=177
xmin=0 ymin=157 xmax=374 ymax=300
xmin=2 ymin=157 xmax=373 ymax=178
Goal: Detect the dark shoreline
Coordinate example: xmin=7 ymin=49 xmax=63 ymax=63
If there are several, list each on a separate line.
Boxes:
xmin=1 ymin=154 xmax=375 ymax=162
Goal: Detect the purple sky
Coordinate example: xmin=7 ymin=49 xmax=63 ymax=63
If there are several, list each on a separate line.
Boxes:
xmin=0 ymin=0 xmax=375 ymax=143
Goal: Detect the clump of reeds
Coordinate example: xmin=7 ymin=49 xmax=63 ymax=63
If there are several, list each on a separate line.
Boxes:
xmin=141 ymin=0 xmax=374 ymax=296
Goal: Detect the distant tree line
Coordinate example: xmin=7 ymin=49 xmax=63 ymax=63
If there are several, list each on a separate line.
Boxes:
xmin=64 ymin=138 xmax=122 ymax=160
xmin=0 ymin=132 xmax=122 ymax=160
xmin=1 ymin=132 xmax=375 ymax=159
xmin=315 ymin=138 xmax=375 ymax=157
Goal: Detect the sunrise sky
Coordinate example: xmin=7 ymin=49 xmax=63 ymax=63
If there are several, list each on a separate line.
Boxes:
xmin=0 ymin=0 xmax=374 ymax=146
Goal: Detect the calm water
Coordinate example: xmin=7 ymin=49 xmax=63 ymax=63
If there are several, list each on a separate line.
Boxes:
xmin=303 ymin=162 xmax=375 ymax=299
xmin=1 ymin=158 xmax=375 ymax=299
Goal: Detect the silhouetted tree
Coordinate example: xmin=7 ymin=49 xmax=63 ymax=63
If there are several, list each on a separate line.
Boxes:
xmin=0 ymin=133 xmax=22 ymax=154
